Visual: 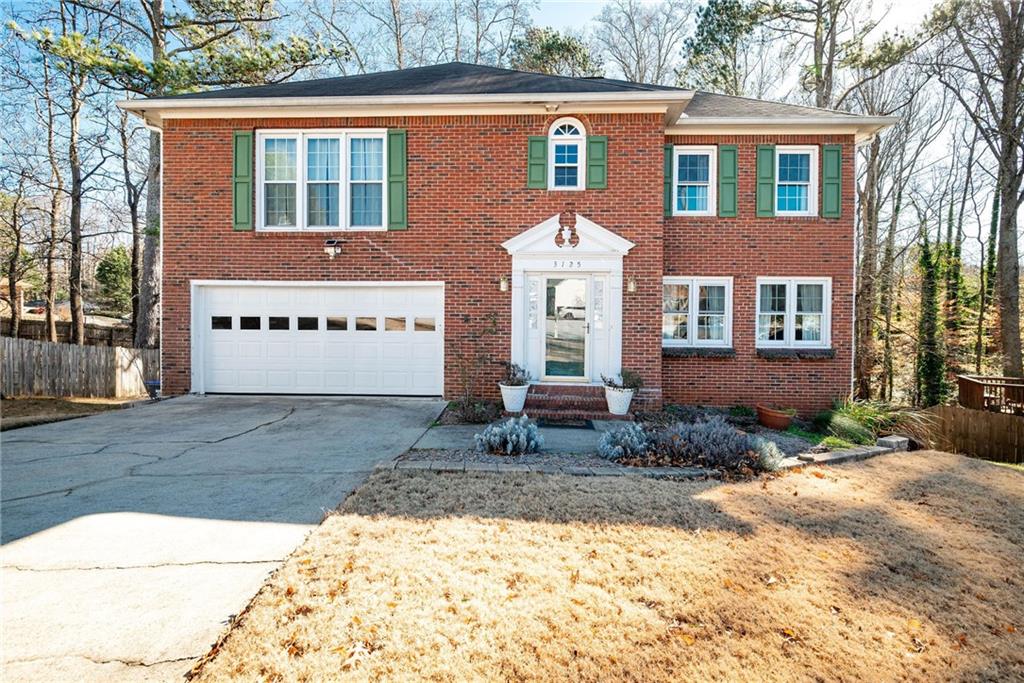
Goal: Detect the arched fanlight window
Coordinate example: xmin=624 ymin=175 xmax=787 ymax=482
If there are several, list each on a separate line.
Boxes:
xmin=548 ymin=117 xmax=586 ymax=190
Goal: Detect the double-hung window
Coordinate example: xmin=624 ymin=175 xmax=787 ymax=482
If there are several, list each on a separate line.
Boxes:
xmin=662 ymin=277 xmax=732 ymax=347
xmin=775 ymin=145 xmax=818 ymax=216
xmin=673 ymin=146 xmax=716 ymax=215
xmin=756 ymin=277 xmax=831 ymax=347
xmin=257 ymin=130 xmax=387 ymax=231
xmin=548 ymin=117 xmax=585 ymax=190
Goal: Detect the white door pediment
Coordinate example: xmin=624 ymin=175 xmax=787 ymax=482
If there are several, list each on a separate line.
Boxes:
xmin=501 ymin=214 xmax=635 ymax=256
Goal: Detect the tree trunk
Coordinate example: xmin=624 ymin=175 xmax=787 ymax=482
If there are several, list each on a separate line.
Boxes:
xmin=68 ymin=85 xmax=84 ymax=346
xmin=135 ymin=129 xmax=161 ymax=348
xmin=6 ymin=201 xmax=22 ymax=339
xmin=43 ymin=54 xmax=61 ymax=342
xmin=854 ymin=136 xmax=880 ymax=399
xmin=996 ymin=164 xmax=1022 ymax=376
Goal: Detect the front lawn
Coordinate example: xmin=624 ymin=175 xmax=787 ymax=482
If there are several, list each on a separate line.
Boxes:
xmin=192 ymin=452 xmax=1023 ymax=681
xmin=0 ymin=397 xmax=129 ymax=429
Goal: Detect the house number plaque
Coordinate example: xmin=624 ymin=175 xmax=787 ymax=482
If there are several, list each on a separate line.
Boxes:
xmin=552 ymin=260 xmax=584 ymax=269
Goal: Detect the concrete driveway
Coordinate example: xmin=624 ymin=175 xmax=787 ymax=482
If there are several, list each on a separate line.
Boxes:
xmin=1 ymin=395 xmax=445 ymax=682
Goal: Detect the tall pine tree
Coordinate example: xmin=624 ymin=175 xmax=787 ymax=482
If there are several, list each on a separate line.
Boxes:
xmin=916 ymin=222 xmax=948 ymax=407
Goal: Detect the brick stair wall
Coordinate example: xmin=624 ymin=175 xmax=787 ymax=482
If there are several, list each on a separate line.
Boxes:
xmin=504 ymin=384 xmax=634 ymax=421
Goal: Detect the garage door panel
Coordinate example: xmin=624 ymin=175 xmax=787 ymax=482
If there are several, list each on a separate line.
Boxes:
xmin=198 ymin=284 xmax=443 ymax=395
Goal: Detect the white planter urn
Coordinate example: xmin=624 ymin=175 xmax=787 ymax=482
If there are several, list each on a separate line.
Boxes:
xmin=499 ymin=383 xmax=529 ymax=412
xmin=604 ymin=386 xmax=635 ymax=416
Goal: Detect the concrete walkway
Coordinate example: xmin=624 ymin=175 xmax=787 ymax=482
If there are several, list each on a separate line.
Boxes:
xmin=1 ymin=395 xmax=445 ymax=682
xmin=413 ymin=421 xmax=621 ymax=453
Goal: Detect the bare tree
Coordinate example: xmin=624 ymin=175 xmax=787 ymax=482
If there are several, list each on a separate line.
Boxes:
xmin=929 ymin=0 xmax=1024 ymax=377
xmin=593 ymin=0 xmax=693 ymax=84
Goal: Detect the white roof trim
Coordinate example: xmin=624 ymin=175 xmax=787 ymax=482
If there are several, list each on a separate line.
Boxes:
xmin=671 ymin=115 xmax=899 ymax=126
xmin=118 ymin=90 xmax=692 ymax=112
xmin=502 ymin=214 xmax=635 ymax=256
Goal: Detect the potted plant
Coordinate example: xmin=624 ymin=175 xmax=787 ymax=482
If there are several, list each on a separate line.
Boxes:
xmin=498 ymin=362 xmax=531 ymax=412
xmin=756 ymin=404 xmax=796 ymax=430
xmin=601 ymin=370 xmax=644 ymax=416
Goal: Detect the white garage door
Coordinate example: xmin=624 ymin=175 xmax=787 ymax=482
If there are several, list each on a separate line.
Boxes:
xmin=194 ymin=282 xmax=444 ymax=395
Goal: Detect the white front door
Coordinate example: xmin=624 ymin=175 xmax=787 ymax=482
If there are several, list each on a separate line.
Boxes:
xmin=193 ymin=282 xmax=444 ymax=395
xmin=542 ymin=276 xmax=589 ymax=381
xmin=525 ymin=272 xmax=611 ymax=383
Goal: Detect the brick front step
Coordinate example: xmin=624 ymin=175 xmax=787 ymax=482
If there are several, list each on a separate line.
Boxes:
xmin=504 ymin=384 xmax=633 ymax=422
xmin=503 ymin=408 xmax=633 ymax=422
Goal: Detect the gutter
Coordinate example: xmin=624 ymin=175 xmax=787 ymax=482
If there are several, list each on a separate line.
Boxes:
xmin=117 ymin=89 xmax=694 ymax=112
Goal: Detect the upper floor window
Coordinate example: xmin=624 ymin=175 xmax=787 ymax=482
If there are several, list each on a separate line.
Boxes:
xmin=256 ymin=130 xmax=387 ymax=231
xmin=756 ymin=277 xmax=831 ymax=347
xmin=548 ymin=117 xmax=585 ymax=191
xmin=662 ymin=277 xmax=732 ymax=347
xmin=776 ymin=145 xmax=818 ymax=216
xmin=673 ymin=145 xmax=716 ymax=216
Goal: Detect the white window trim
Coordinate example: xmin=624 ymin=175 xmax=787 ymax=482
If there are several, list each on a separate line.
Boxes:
xmin=662 ymin=276 xmax=733 ymax=348
xmin=775 ymin=145 xmax=818 ymax=217
xmin=672 ymin=145 xmax=717 ymax=216
xmin=755 ymin=276 xmax=831 ymax=348
xmin=255 ymin=128 xmax=388 ymax=232
xmin=547 ymin=116 xmax=586 ymax=191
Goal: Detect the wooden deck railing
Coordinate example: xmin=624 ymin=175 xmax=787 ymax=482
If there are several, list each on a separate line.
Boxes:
xmin=957 ymin=375 xmax=1024 ymax=415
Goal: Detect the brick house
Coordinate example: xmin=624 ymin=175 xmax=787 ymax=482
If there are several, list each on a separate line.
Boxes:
xmin=120 ymin=63 xmax=895 ymax=414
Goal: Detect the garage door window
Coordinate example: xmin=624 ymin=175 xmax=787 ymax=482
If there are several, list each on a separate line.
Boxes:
xmin=415 ymin=317 xmax=435 ymax=331
xmin=297 ymin=316 xmax=319 ymax=330
xmin=240 ymin=316 xmax=260 ymax=330
xmin=269 ymin=316 xmax=290 ymax=330
xmin=356 ymin=317 xmax=376 ymax=331
xmin=211 ymin=316 xmax=232 ymax=330
xmin=326 ymin=316 xmax=347 ymax=331
xmin=385 ymin=316 xmax=406 ymax=331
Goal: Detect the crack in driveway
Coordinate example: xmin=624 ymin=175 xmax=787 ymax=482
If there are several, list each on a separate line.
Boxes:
xmin=3 ymin=653 xmax=199 ymax=669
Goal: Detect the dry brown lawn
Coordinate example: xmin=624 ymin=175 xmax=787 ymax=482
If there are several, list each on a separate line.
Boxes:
xmin=0 ymin=397 xmax=129 ymax=429
xmin=193 ymin=452 xmax=1023 ymax=682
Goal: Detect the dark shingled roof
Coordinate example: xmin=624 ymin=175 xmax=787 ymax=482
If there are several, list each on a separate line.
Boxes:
xmin=682 ymin=91 xmax=860 ymax=119
xmin=161 ymin=62 xmax=687 ymax=100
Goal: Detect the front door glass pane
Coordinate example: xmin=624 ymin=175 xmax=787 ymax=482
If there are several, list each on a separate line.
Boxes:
xmin=545 ymin=277 xmax=586 ymax=378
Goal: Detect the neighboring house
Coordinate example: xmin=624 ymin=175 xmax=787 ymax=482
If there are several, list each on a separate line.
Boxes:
xmin=120 ymin=62 xmax=895 ymax=413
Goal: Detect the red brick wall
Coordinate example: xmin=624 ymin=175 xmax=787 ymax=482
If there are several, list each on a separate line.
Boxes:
xmin=161 ymin=114 xmax=665 ymax=403
xmin=661 ymin=134 xmax=856 ymax=413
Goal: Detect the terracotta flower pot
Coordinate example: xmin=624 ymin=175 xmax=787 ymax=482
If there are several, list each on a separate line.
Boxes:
xmin=756 ymin=404 xmax=793 ymax=430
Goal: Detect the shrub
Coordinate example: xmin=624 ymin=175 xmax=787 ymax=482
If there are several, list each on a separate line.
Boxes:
xmin=449 ymin=397 xmax=501 ymax=424
xmin=656 ymin=416 xmax=752 ymax=470
xmin=749 ymin=436 xmax=785 ymax=472
xmin=813 ymin=399 xmax=935 ymax=446
xmin=597 ymin=422 xmax=652 ymax=460
xmin=499 ymin=362 xmax=531 ymax=386
xmin=729 ymin=405 xmax=755 ymax=418
xmin=475 ymin=415 xmax=544 ymax=455
xmin=601 ymin=369 xmax=644 ymax=391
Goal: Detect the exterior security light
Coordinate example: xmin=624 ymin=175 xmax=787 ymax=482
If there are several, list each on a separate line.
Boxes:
xmin=627 ymin=276 xmax=637 ymax=293
xmin=323 ymin=239 xmax=342 ymax=259
xmin=500 ymin=276 xmax=509 ymax=292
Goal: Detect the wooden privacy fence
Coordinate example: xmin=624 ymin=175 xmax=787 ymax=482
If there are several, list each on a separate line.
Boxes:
xmin=926 ymin=405 xmax=1024 ymax=464
xmin=0 ymin=337 xmax=159 ymax=398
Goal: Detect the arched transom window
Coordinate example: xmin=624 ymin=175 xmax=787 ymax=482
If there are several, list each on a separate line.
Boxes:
xmin=548 ymin=117 xmax=585 ymax=190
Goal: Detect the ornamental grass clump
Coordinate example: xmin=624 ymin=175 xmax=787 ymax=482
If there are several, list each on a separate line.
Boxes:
xmin=474 ymin=415 xmax=544 ymax=455
xmin=597 ymin=422 xmax=652 ymax=460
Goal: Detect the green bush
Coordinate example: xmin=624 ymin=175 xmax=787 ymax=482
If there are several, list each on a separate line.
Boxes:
xmin=728 ymin=405 xmax=755 ymax=418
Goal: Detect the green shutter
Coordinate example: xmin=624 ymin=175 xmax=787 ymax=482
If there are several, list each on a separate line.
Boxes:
xmin=387 ymin=129 xmax=407 ymax=230
xmin=664 ymin=145 xmax=673 ymax=217
xmin=586 ymin=135 xmax=608 ymax=189
xmin=232 ymin=131 xmax=253 ymax=231
xmin=821 ymin=144 xmax=842 ymax=218
xmin=756 ymin=144 xmax=775 ymax=217
xmin=527 ymin=136 xmax=547 ymax=188
xmin=718 ymin=145 xmax=738 ymax=217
